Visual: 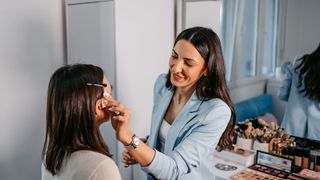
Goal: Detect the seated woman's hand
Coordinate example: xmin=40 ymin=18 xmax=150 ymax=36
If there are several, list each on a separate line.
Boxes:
xmin=122 ymin=150 xmax=137 ymax=167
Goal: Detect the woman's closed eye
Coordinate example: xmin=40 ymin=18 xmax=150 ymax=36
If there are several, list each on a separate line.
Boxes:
xmin=184 ymin=61 xmax=193 ymax=67
xmin=171 ymin=54 xmax=178 ymax=59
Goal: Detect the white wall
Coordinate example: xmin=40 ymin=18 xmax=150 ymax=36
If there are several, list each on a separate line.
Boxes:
xmin=184 ymin=1 xmax=221 ymax=37
xmin=0 ymin=1 xmax=65 ymax=180
xmin=279 ymin=0 xmax=320 ymax=64
xmin=114 ymin=0 xmax=174 ymax=179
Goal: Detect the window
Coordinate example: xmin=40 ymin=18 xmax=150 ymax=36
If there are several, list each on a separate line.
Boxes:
xmin=221 ymin=0 xmax=279 ymax=85
xmin=236 ymin=0 xmax=259 ymax=79
xmin=221 ymin=0 xmax=238 ymax=82
xmin=261 ymin=0 xmax=279 ymax=75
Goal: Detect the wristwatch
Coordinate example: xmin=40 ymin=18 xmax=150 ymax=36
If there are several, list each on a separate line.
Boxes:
xmin=124 ymin=134 xmax=140 ymax=150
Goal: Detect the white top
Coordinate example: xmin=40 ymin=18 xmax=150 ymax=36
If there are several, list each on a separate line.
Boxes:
xmin=159 ymin=119 xmax=171 ymax=152
xmin=41 ymin=150 xmax=121 ymax=180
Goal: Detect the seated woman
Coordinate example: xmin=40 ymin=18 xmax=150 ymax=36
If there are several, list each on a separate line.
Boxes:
xmin=279 ymin=44 xmax=320 ymax=140
xmin=41 ymin=64 xmax=121 ymax=180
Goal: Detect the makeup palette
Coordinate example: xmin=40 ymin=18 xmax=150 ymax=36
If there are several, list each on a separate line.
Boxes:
xmin=230 ymin=168 xmax=285 ymax=180
xmin=230 ymin=150 xmax=293 ymax=180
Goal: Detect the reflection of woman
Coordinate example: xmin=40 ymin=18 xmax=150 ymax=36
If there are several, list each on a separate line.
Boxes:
xmin=41 ymin=64 xmax=121 ymax=180
xmin=109 ymin=27 xmax=235 ymax=179
xmin=279 ymin=44 xmax=320 ymax=140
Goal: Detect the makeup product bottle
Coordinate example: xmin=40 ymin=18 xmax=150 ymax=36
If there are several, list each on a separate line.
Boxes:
xmin=294 ymin=156 xmax=302 ymax=167
xmin=309 ymin=155 xmax=315 ymax=170
xmin=315 ymin=156 xmax=320 ymax=172
xmin=310 ymin=150 xmax=320 ymax=171
xmin=301 ymin=156 xmax=310 ymax=169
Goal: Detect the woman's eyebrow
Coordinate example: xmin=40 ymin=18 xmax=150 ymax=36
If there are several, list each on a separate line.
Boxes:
xmin=172 ymin=49 xmax=197 ymax=63
xmin=184 ymin=58 xmax=197 ymax=62
xmin=172 ymin=49 xmax=178 ymax=56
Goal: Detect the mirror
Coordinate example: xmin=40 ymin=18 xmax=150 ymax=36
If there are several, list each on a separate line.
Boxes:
xmin=176 ymin=0 xmax=320 ymax=140
xmin=176 ymin=0 xmax=320 ymax=75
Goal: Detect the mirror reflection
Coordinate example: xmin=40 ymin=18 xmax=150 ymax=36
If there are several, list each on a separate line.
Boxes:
xmin=178 ymin=0 xmax=320 ymax=140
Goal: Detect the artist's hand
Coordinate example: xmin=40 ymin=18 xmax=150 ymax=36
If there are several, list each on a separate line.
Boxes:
xmin=107 ymin=98 xmax=133 ymax=145
xmin=122 ymin=150 xmax=137 ymax=167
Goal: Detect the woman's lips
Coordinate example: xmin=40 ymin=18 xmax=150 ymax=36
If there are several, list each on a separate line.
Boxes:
xmin=172 ymin=73 xmax=184 ymax=81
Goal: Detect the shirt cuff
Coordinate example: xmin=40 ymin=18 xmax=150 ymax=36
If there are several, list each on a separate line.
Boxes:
xmin=141 ymin=149 xmax=162 ymax=175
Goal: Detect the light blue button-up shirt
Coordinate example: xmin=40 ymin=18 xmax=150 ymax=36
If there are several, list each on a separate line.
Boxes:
xmin=279 ymin=57 xmax=320 ymax=140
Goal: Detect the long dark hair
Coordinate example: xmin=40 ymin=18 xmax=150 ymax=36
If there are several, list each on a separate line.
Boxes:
xmin=42 ymin=64 xmax=112 ymax=175
xmin=295 ymin=44 xmax=320 ymax=102
xmin=166 ymin=27 xmax=235 ymax=150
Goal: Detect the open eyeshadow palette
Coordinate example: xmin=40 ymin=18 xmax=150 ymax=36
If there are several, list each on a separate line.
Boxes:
xmin=230 ymin=150 xmax=293 ymax=180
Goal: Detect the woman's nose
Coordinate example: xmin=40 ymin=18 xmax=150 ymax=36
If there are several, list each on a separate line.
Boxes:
xmin=171 ymin=60 xmax=183 ymax=73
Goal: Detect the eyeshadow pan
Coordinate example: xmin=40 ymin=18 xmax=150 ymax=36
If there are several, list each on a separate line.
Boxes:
xmin=265 ymin=170 xmax=271 ymax=173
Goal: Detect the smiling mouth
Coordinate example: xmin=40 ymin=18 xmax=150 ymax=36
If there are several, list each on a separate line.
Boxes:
xmin=172 ymin=73 xmax=184 ymax=81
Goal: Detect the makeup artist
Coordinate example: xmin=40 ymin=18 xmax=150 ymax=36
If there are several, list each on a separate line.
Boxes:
xmin=108 ymin=27 xmax=235 ymax=179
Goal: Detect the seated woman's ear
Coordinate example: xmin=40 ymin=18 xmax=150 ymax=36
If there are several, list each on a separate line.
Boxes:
xmin=95 ymin=99 xmax=102 ymax=116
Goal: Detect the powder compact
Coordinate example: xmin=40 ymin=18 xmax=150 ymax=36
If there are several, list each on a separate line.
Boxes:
xmin=230 ymin=150 xmax=293 ymax=180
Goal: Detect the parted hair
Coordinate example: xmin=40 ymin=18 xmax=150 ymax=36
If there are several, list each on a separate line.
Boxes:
xmin=166 ymin=27 xmax=235 ymax=150
xmin=42 ymin=64 xmax=112 ymax=175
